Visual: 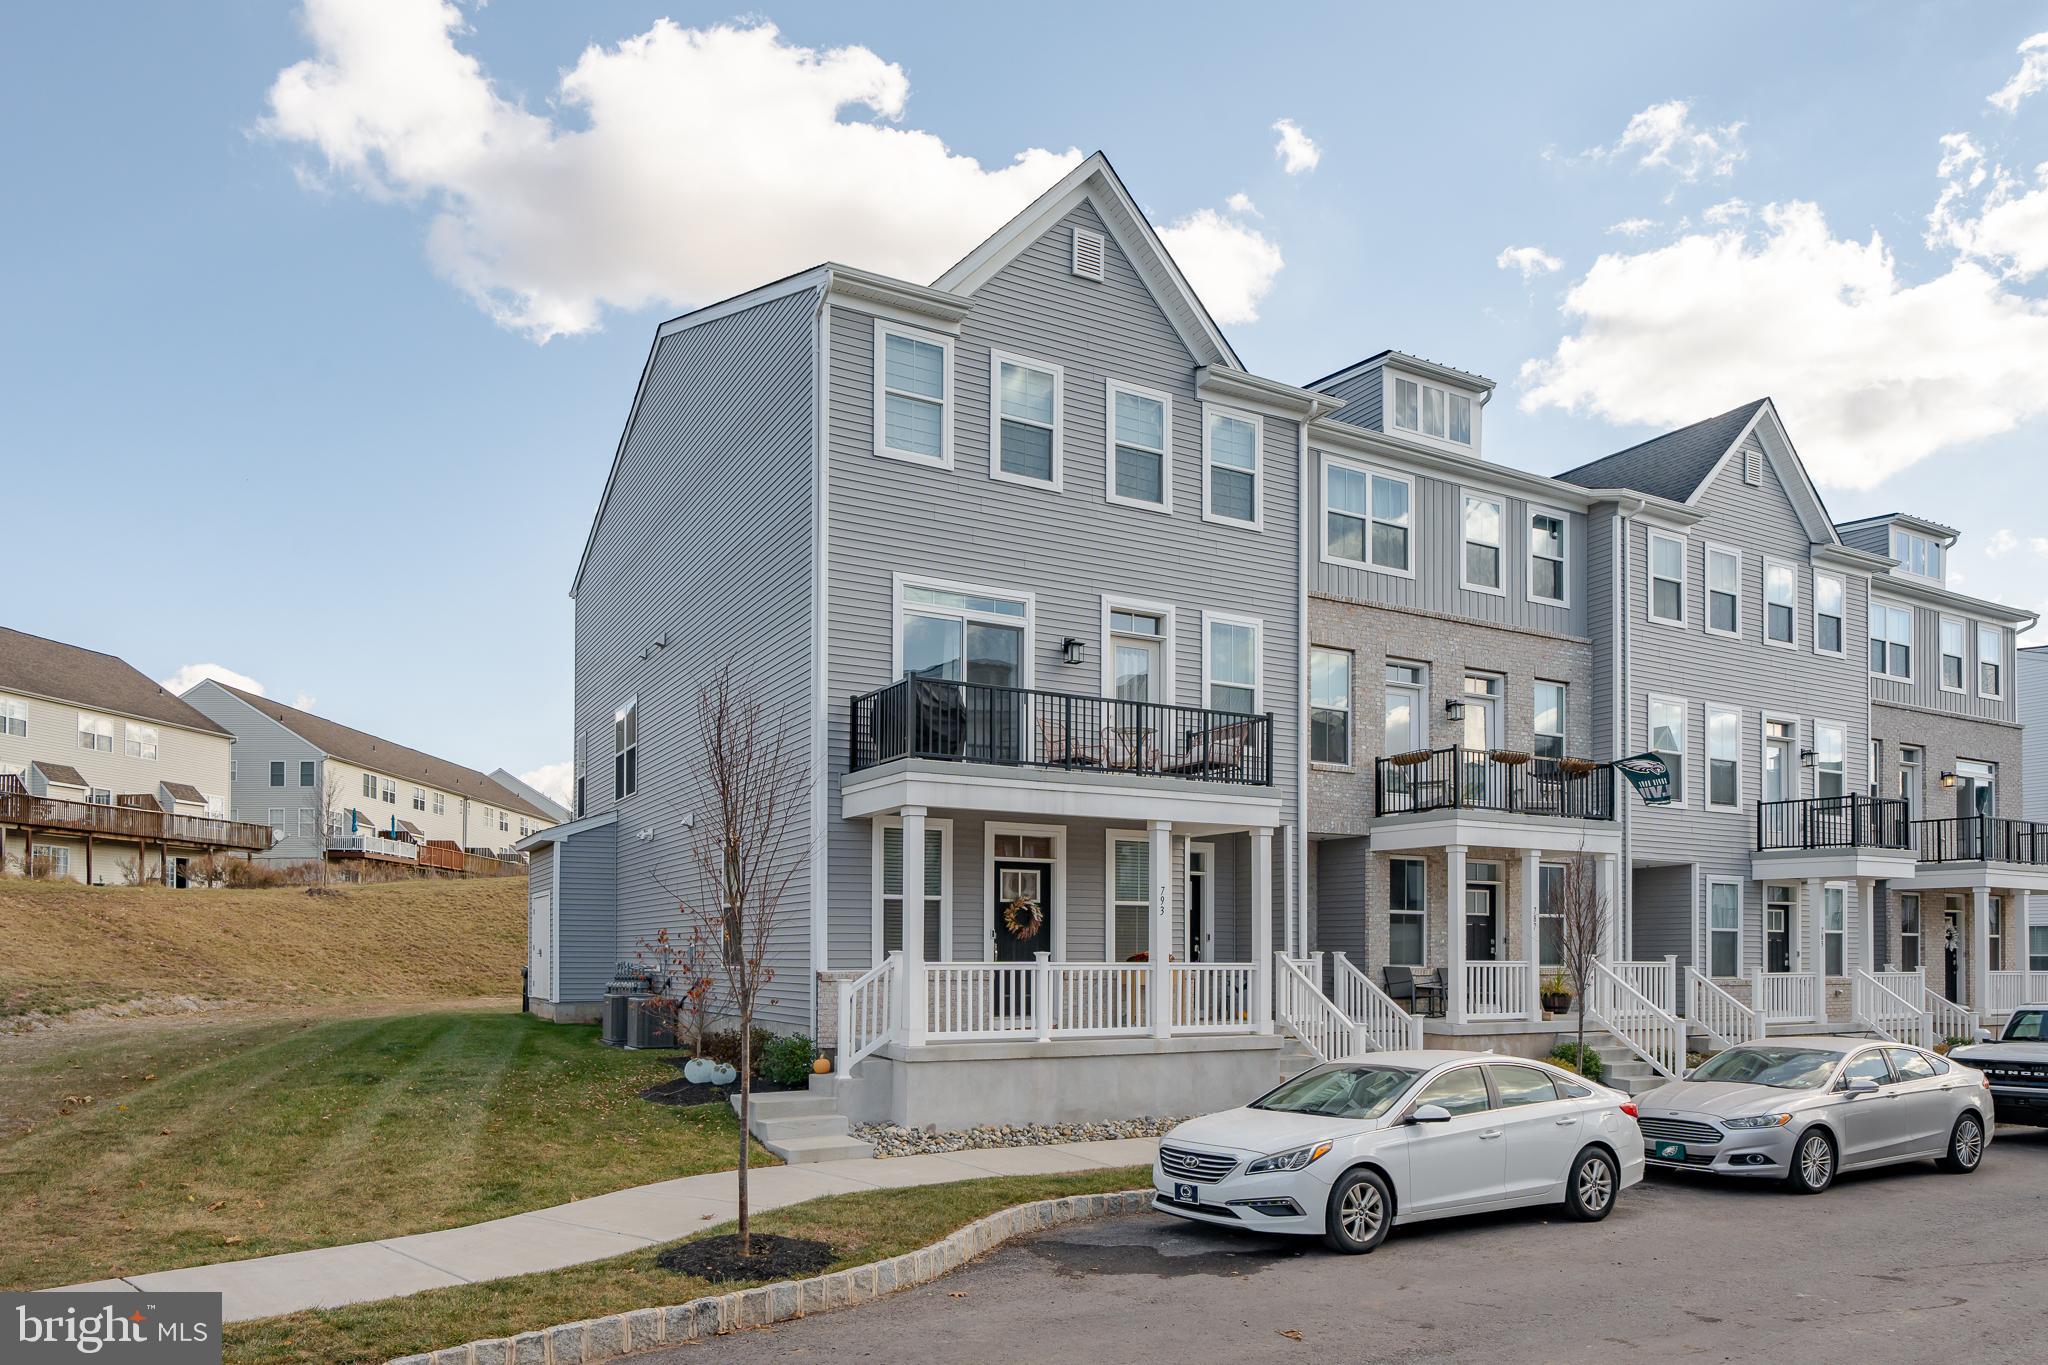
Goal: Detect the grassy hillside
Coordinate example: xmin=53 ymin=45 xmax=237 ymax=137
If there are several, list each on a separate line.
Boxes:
xmin=0 ymin=877 xmax=527 ymax=1023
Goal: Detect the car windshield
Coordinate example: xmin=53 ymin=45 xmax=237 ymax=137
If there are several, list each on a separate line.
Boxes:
xmin=1251 ymin=1065 xmax=1420 ymax=1119
xmin=2005 ymin=1009 xmax=2048 ymax=1042
xmin=1687 ymin=1046 xmax=1839 ymax=1090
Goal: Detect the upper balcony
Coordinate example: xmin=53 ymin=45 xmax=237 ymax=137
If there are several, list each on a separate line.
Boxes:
xmin=1752 ymin=794 xmax=1917 ymax=881
xmin=1904 ymin=815 xmax=2048 ymax=895
xmin=1369 ymin=747 xmax=1620 ymax=856
xmin=0 ymin=778 xmax=272 ymax=853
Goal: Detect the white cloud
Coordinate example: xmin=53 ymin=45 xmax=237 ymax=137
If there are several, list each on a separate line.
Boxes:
xmin=1607 ymin=217 xmax=1660 ymax=237
xmin=1496 ymin=245 xmax=1564 ymax=280
xmin=1928 ymin=134 xmax=2048 ymax=281
xmin=1225 ymin=191 xmax=1260 ymax=216
xmin=1157 ymin=206 xmax=1284 ymax=325
xmin=160 ymin=663 xmax=265 ymax=697
xmin=1702 ymin=198 xmax=1750 ymax=224
xmin=262 ymin=4 xmax=1089 ymax=341
xmin=1589 ymin=100 xmax=1746 ymax=183
xmin=520 ymin=761 xmax=574 ymax=807
xmin=290 ymin=693 xmax=319 ymax=712
xmin=1987 ymin=527 xmax=2019 ymax=556
xmin=1271 ymin=118 xmax=1321 ymax=175
xmin=2031 ymin=537 xmax=2048 ymax=556
xmin=1989 ymin=32 xmax=2048 ymax=112
xmin=1518 ymin=199 xmax=2048 ymax=491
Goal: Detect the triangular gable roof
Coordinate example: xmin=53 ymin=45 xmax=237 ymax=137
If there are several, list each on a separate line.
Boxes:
xmin=932 ymin=152 xmax=1242 ymax=371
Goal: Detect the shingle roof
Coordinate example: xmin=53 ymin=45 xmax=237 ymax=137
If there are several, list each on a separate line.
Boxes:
xmin=1553 ymin=399 xmax=1770 ymax=501
xmin=32 ymin=761 xmax=88 ymax=787
xmin=161 ymin=781 xmax=205 ymax=804
xmin=209 ymin=684 xmax=555 ymax=822
xmin=0 ymin=627 xmax=231 ymax=736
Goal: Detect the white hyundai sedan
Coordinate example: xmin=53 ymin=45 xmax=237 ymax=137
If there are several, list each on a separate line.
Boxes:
xmin=1152 ymin=1050 xmax=1645 ymax=1253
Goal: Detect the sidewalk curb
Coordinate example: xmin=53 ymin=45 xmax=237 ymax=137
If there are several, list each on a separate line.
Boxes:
xmin=388 ymin=1188 xmax=1155 ymax=1365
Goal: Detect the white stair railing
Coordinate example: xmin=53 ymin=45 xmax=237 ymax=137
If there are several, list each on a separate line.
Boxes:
xmin=1851 ymin=969 xmax=1925 ymax=1045
xmin=1683 ymin=966 xmax=1762 ymax=1049
xmin=1465 ymin=960 xmax=1531 ymax=1020
xmin=1330 ymin=951 xmax=1423 ymax=1050
xmin=1275 ymin=952 xmax=1355 ymax=1064
xmin=1757 ymin=969 xmax=1820 ymax=1024
xmin=1589 ymin=959 xmax=1686 ymax=1079
xmin=1925 ymin=985 xmax=1979 ymax=1047
xmin=835 ymin=954 xmax=900 ymax=1075
xmin=1611 ymin=957 xmax=1677 ymax=1014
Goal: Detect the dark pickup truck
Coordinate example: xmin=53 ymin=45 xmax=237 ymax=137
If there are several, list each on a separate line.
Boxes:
xmin=1950 ymin=1005 xmax=2048 ymax=1127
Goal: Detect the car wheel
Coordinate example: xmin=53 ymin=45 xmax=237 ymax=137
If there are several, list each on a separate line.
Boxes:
xmin=1322 ymin=1167 xmax=1392 ymax=1254
xmin=1938 ymin=1112 xmax=1985 ymax=1174
xmin=1563 ymin=1147 xmax=1618 ymax=1222
xmin=1785 ymin=1128 xmax=1835 ymax=1195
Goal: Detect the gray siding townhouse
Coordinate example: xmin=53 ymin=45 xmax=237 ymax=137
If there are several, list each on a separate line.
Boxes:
xmin=529 ymin=155 xmax=1324 ymax=1125
xmin=2020 ymin=645 xmax=2048 ymax=965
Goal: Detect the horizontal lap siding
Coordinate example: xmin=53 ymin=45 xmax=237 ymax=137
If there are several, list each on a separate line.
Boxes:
xmin=179 ymin=682 xmax=326 ymax=861
xmin=558 ymin=824 xmax=618 ymax=1004
xmin=575 ymin=289 xmax=818 ymax=1033
xmin=1317 ymin=368 xmax=1383 ymax=431
xmin=824 ymin=200 xmax=1301 ymax=970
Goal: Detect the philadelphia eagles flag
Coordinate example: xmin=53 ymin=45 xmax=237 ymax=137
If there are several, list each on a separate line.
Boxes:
xmin=1616 ymin=753 xmax=1674 ymax=805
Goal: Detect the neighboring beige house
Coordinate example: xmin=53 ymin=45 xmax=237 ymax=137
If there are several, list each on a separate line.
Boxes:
xmin=179 ymin=680 xmax=556 ymax=874
xmin=0 ymin=626 xmax=270 ymax=884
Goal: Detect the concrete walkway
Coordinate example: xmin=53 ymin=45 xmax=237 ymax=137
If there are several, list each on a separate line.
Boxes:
xmin=52 ymin=1137 xmax=1161 ymax=1324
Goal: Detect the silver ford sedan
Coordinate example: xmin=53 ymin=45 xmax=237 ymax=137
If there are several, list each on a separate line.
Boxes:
xmin=1634 ymin=1037 xmax=1992 ymax=1194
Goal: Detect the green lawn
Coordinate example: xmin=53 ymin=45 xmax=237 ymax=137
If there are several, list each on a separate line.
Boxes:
xmin=0 ymin=1007 xmax=771 ymax=1291
xmin=224 ymin=1167 xmax=1152 ymax=1365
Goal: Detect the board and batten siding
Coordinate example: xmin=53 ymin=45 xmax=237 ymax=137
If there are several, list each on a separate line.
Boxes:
xmin=823 ymin=199 xmax=1301 ymax=970
xmin=1868 ymin=592 xmax=2018 ymax=724
xmin=574 ymin=287 xmax=819 ymax=1032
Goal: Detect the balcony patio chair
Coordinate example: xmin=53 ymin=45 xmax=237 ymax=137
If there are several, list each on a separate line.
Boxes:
xmin=1164 ymin=719 xmax=1255 ymax=777
xmin=1382 ymin=965 xmax=1418 ymax=1010
xmin=1100 ymin=724 xmax=1155 ymax=771
xmin=1033 ymin=713 xmax=1105 ymax=768
xmin=1413 ymin=968 xmax=1448 ymax=1017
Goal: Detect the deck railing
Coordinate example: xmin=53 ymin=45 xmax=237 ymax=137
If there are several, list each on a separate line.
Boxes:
xmin=1588 ymin=960 xmax=1686 ymax=1079
xmin=1465 ymin=960 xmax=1531 ymax=1021
xmin=910 ymin=958 xmax=1261 ymax=1043
xmin=328 ymin=834 xmax=419 ymax=862
xmin=0 ymin=782 xmax=272 ymax=853
xmin=1275 ymin=953 xmax=1356 ymax=1063
xmin=1755 ymin=794 xmax=1909 ymax=852
xmin=1911 ymin=815 xmax=2048 ymax=866
xmin=850 ymin=676 xmax=1272 ymax=786
xmin=1926 ymin=986 xmax=1978 ymax=1045
xmin=1611 ymin=957 xmax=1676 ymax=1014
xmin=1373 ymin=748 xmax=1613 ymax=820
xmin=1987 ymin=970 xmax=2048 ymax=1016
xmin=1168 ymin=963 xmax=1255 ymax=1033
xmin=1758 ymin=970 xmax=1820 ymax=1023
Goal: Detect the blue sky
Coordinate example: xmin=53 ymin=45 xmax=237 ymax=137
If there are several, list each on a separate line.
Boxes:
xmin=7 ymin=2 xmax=2048 ymax=803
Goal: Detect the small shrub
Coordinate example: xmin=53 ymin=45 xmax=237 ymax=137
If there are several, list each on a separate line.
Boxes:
xmin=697 ymin=1027 xmax=776 ymax=1072
xmin=759 ymin=1034 xmax=818 ymax=1086
xmin=1548 ymin=1041 xmax=1604 ymax=1083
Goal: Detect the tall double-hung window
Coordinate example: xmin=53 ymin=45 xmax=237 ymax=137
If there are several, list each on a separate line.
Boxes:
xmin=614 ymin=700 xmax=638 ymax=800
xmin=875 ymin=323 xmax=951 ymax=465
xmin=1705 ymin=545 xmax=1741 ymax=636
xmin=1204 ymin=407 xmax=1262 ymax=527
xmin=1310 ymin=647 xmax=1352 ymax=766
xmin=1528 ymin=510 xmax=1566 ymax=604
xmin=991 ymin=351 xmax=1061 ymax=488
xmin=1870 ymin=602 xmax=1913 ymax=680
xmin=1205 ymin=615 xmax=1261 ymax=715
xmin=1814 ymin=574 xmax=1845 ymax=655
xmin=1649 ymin=697 xmax=1686 ymax=803
xmin=1978 ymin=624 xmax=2004 ymax=698
xmin=1764 ymin=560 xmax=1797 ymax=646
xmin=1461 ymin=493 xmax=1504 ymax=593
xmin=1940 ymin=618 xmax=1966 ymax=691
xmin=1647 ymin=532 xmax=1685 ymax=625
xmin=1106 ymin=381 xmax=1170 ymax=510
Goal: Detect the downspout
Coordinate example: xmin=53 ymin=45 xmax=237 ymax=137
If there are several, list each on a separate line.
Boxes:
xmin=1618 ymin=496 xmax=1644 ymax=962
xmin=807 ymin=280 xmax=833 ymax=1039
xmin=1293 ymin=403 xmax=1320 ymax=961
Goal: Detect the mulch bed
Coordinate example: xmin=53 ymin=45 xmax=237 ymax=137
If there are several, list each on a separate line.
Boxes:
xmin=639 ymin=1058 xmax=808 ymax=1109
xmin=656 ymin=1233 xmax=836 ymax=1283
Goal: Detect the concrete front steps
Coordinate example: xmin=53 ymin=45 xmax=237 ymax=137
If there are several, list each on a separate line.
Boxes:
xmin=1585 ymin=1039 xmax=1666 ymax=1096
xmin=729 ymin=1085 xmax=874 ymax=1164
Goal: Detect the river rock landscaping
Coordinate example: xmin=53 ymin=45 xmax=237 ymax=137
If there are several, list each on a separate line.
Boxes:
xmin=852 ymin=1115 xmax=1184 ymax=1156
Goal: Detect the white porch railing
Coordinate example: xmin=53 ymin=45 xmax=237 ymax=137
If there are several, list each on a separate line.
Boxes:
xmin=1465 ymin=961 xmax=1531 ymax=1021
xmin=1044 ymin=962 xmax=1150 ymax=1037
xmin=1588 ymin=960 xmax=1686 ymax=1079
xmin=1610 ymin=957 xmax=1676 ymax=1014
xmin=925 ymin=963 xmax=1039 ymax=1040
xmin=1275 ymin=953 xmax=1356 ymax=1063
xmin=836 ymin=954 xmax=899 ymax=1074
xmin=1988 ymin=970 xmax=2048 ymax=1016
xmin=1852 ymin=968 xmax=1928 ymax=1046
xmin=1684 ymin=967 xmax=1763 ymax=1049
xmin=1169 ymin=963 xmax=1255 ymax=1033
xmin=1926 ymin=986 xmax=1978 ymax=1046
xmin=905 ymin=958 xmax=1262 ymax=1044
xmin=1331 ymin=951 xmax=1423 ymax=1051
xmin=1757 ymin=970 xmax=1820 ymax=1024
xmin=329 ymin=834 xmax=418 ymax=861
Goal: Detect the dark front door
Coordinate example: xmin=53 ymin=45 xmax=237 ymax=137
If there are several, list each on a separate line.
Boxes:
xmin=1465 ymin=883 xmax=1499 ymax=961
xmin=1945 ymin=910 xmax=1962 ymax=1002
xmin=1187 ymin=849 xmax=1207 ymax=963
xmin=994 ymin=862 xmax=1051 ymax=1017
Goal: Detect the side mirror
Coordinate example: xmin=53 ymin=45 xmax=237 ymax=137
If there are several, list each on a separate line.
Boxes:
xmin=1844 ymin=1077 xmax=1881 ymax=1095
xmin=1410 ymin=1103 xmax=1453 ymax=1124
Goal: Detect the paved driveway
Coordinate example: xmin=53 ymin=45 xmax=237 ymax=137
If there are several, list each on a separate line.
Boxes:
xmin=637 ymin=1126 xmax=2048 ymax=1364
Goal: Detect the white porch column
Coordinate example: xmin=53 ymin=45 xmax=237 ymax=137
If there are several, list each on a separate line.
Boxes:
xmin=1251 ymin=826 xmax=1275 ymax=1034
xmin=1284 ymin=824 xmax=1299 ymax=960
xmin=1804 ymin=876 xmax=1825 ymax=996
xmin=900 ymin=806 xmax=928 ymax=1046
xmin=1149 ymin=820 xmax=1173 ymax=1039
xmin=1596 ymin=853 xmax=1619 ymax=961
xmin=1972 ymin=885 xmax=1993 ymax=1011
xmin=1520 ymin=848 xmax=1542 ymax=1023
xmin=1857 ymin=878 xmax=1876 ymax=975
xmin=1446 ymin=845 xmax=1469 ymax=1026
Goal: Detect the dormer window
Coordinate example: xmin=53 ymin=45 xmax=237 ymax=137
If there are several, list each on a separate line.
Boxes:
xmin=1890 ymin=526 xmax=1945 ymax=583
xmin=1390 ymin=374 xmax=1475 ymax=447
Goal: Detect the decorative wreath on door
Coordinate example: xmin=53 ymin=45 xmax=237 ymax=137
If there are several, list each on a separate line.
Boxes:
xmin=1002 ymin=896 xmax=1045 ymax=941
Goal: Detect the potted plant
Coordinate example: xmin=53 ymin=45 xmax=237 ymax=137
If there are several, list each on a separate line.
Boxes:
xmin=1559 ymin=757 xmax=1600 ymax=778
xmin=1540 ymin=970 xmax=1573 ymax=1016
xmin=1389 ymin=749 xmax=1432 ymax=767
xmin=1490 ymin=749 xmax=1531 ymax=766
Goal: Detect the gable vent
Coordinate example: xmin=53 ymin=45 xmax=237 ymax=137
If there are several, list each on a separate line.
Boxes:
xmin=1743 ymin=447 xmax=1762 ymax=486
xmin=1071 ymin=227 xmax=1106 ymax=282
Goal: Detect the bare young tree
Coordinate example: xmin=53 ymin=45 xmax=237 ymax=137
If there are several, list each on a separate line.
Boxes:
xmin=634 ymin=922 xmax=720 ymax=1058
xmin=308 ymin=761 xmax=350 ymax=885
xmin=1554 ymin=852 xmax=1610 ymax=1070
xmin=671 ymin=665 xmax=803 ymax=1257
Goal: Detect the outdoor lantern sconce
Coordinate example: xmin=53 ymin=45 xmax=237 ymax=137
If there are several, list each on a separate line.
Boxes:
xmin=1062 ymin=637 xmax=1085 ymax=666
xmin=1940 ymin=770 xmax=1959 ymax=789
xmin=1800 ymin=748 xmax=1816 ymax=768
xmin=1444 ymin=698 xmax=1466 ymax=720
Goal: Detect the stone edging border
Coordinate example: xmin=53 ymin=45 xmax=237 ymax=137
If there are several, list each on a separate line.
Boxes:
xmin=389 ymin=1189 xmax=1155 ymax=1365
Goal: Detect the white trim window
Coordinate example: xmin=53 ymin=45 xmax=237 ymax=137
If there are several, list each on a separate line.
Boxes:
xmin=381 ymin=778 xmax=397 ymax=804
xmin=90 ymin=788 xmax=113 ymax=807
xmin=1648 ymin=695 xmax=1687 ymax=806
xmin=30 ymin=844 xmax=71 ymax=878
xmin=990 ymin=349 xmax=1062 ymax=489
xmin=1890 ymin=526 xmax=1944 ymax=583
xmin=1870 ymin=601 xmax=1913 ymax=680
xmin=1105 ymin=380 xmax=1171 ymax=512
xmin=433 ymin=791 xmax=446 ymax=816
xmin=1823 ymin=886 xmax=1846 ymax=976
xmin=1707 ymin=879 xmax=1742 ymax=977
xmin=123 ymin=723 xmax=159 ymax=762
xmin=1647 ymin=530 xmax=1686 ymax=626
xmin=897 ymin=577 xmax=1033 ymax=688
xmin=1108 ymin=831 xmax=1151 ymax=959
xmin=1388 ymin=857 xmax=1426 ymax=966
xmin=0 ymin=695 xmax=24 ymax=738
xmin=1898 ymin=892 xmax=1922 ymax=972
xmin=1460 ymin=491 xmax=1506 ymax=595
xmin=1538 ymin=863 xmax=1565 ymax=968
xmin=1389 ymin=373 xmax=1475 ymax=447
xmin=269 ymin=761 xmax=287 ymax=788
xmin=874 ymin=321 xmax=952 ymax=466
xmin=1533 ymin=681 xmax=1566 ymax=765
xmin=1706 ymin=705 xmax=1741 ymax=810
xmin=1763 ymin=558 xmax=1797 ymax=647
xmin=1203 ymin=405 xmax=1262 ymax=529
xmin=1384 ymin=661 xmax=1427 ymax=757
xmin=1103 ymin=599 xmax=1173 ymax=705
xmin=1814 ymin=573 xmax=1845 ymax=656
xmin=1978 ymin=623 xmax=2004 ymax=699
xmin=362 ymin=772 xmax=377 ymax=799
xmin=1324 ymin=459 xmax=1413 ymax=575
xmin=1705 ymin=544 xmax=1741 ymax=637
xmin=875 ymin=818 xmax=947 ymax=963
xmin=1310 ymin=646 xmax=1352 ymax=767
xmin=614 ymin=699 xmax=638 ymax=800
xmin=412 ymin=785 xmax=427 ymax=812
xmin=1814 ymin=722 xmax=1846 ymax=799
xmin=1203 ymin=613 xmax=1263 ymax=715
xmin=1528 ymin=508 xmax=1567 ymax=606
xmin=1940 ymin=617 xmax=1967 ymax=692
xmin=299 ymin=760 xmax=315 ymax=787
xmin=77 ymin=713 xmax=114 ymax=753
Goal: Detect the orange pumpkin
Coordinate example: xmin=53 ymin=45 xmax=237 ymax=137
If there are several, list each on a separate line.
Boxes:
xmin=812 ymin=1056 xmax=832 ymax=1075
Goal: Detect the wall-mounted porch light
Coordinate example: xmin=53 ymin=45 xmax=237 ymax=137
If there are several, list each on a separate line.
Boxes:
xmin=1061 ymin=637 xmax=1086 ymax=666
xmin=1939 ymin=770 xmax=1959 ymax=789
xmin=1444 ymin=697 xmax=1466 ymax=721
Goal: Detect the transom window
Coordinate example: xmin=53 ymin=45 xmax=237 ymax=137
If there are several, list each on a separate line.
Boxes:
xmin=1325 ymin=462 xmax=1412 ymax=573
xmin=991 ymin=352 xmax=1060 ymax=488
xmin=1390 ymin=374 xmax=1475 ymax=446
xmin=1529 ymin=511 xmax=1566 ymax=604
xmin=1707 ymin=705 xmax=1740 ymax=810
xmin=1647 ymin=531 xmax=1685 ymax=625
xmin=0 ymin=696 xmax=24 ymax=738
xmin=614 ymin=699 xmax=638 ymax=800
xmin=1389 ymin=857 xmax=1426 ymax=966
xmin=77 ymin=713 xmax=114 ymax=753
xmin=1204 ymin=406 xmax=1261 ymax=527
xmin=1205 ymin=616 xmax=1261 ymax=715
xmin=1978 ymin=624 xmax=2003 ymax=698
xmin=876 ymin=324 xmax=950 ymax=465
xmin=1764 ymin=560 xmax=1796 ymax=646
xmin=1310 ymin=647 xmax=1352 ymax=766
xmin=1461 ymin=493 xmax=1504 ymax=593
xmin=1890 ymin=526 xmax=1944 ymax=582
xmin=1106 ymin=382 xmax=1170 ymax=510
xmin=1705 ymin=545 xmax=1740 ymax=636
xmin=994 ymin=832 xmax=1054 ymax=860
xmin=1940 ymin=618 xmax=1966 ymax=691
xmin=1814 ymin=574 xmax=1844 ymax=655
xmin=1870 ymin=602 xmax=1913 ymax=680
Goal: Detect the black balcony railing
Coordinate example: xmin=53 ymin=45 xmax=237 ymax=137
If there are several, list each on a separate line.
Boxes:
xmin=1373 ymin=747 xmax=1614 ymax=821
xmin=849 ymin=676 xmax=1272 ymax=786
xmin=1912 ymin=815 xmax=2048 ymax=866
xmin=1756 ymin=795 xmax=1910 ymax=852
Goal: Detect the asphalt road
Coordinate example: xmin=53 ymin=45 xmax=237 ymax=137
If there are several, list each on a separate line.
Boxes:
xmin=637 ymin=1125 xmax=2048 ymax=1364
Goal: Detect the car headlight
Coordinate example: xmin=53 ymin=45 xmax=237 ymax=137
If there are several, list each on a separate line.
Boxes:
xmin=1245 ymin=1141 xmax=1335 ymax=1174
xmin=1722 ymin=1113 xmax=1794 ymax=1130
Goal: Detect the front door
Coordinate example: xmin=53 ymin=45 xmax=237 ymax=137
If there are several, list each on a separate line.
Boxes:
xmin=1465 ymin=874 xmax=1500 ymax=961
xmin=1186 ymin=844 xmax=1212 ymax=963
xmin=993 ymin=862 xmax=1051 ymax=1018
xmin=1944 ymin=906 xmax=1963 ymax=1001
xmin=1766 ymin=890 xmax=1793 ymax=973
